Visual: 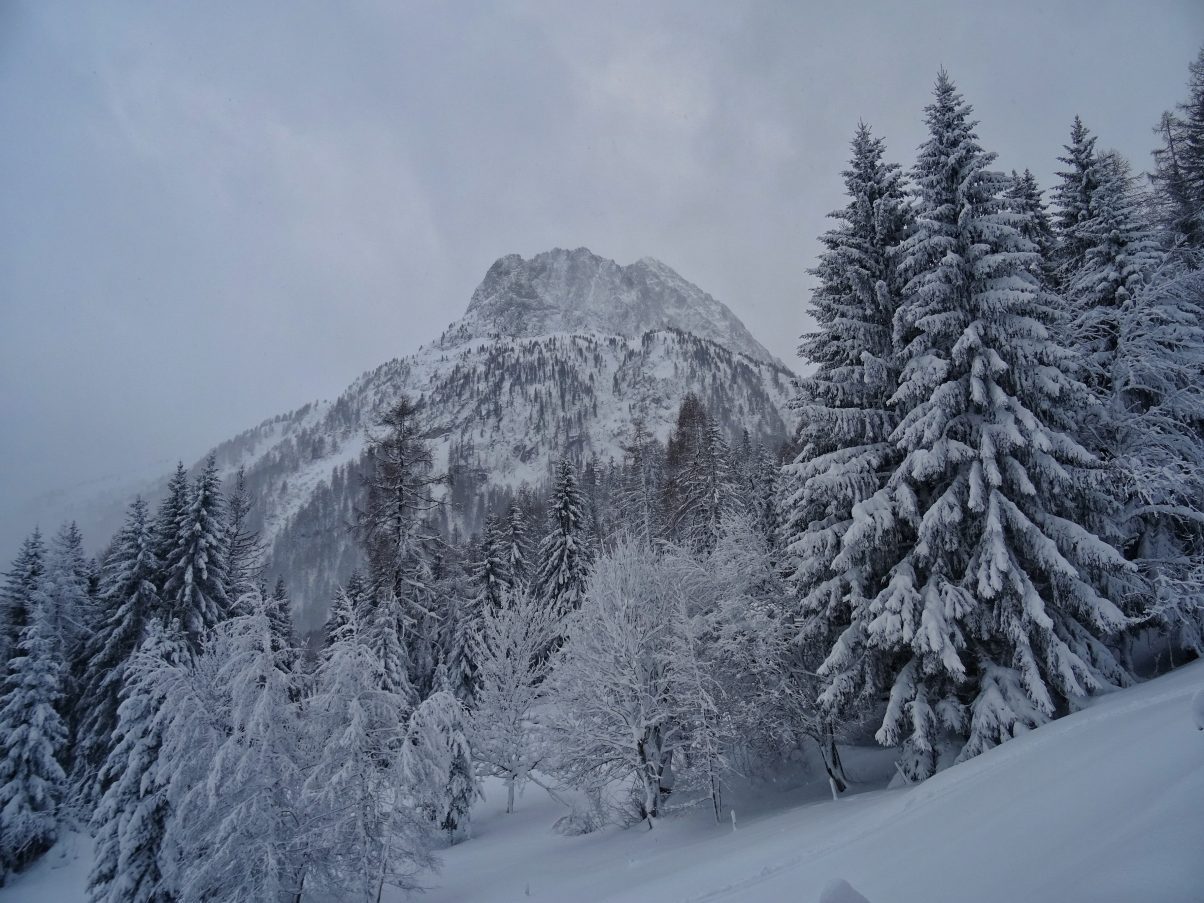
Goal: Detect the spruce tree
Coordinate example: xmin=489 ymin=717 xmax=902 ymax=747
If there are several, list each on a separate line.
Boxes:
xmin=0 ymin=571 xmax=66 ymax=878
xmin=223 ymin=466 xmax=265 ymax=609
xmin=1068 ymin=151 xmax=1163 ymax=397
xmin=821 ymin=73 xmax=1131 ymax=779
xmin=1 ymin=530 xmax=47 ymax=666
xmin=1008 ymin=169 xmax=1057 ymax=286
xmin=1151 ymin=47 xmax=1204 ymax=254
xmin=535 ymin=459 xmax=590 ymax=622
xmin=504 ymin=504 xmax=532 ymax=587
xmin=162 ymin=455 xmax=231 ymax=651
xmin=1052 ymin=116 xmax=1102 ymax=286
xmin=75 ymin=499 xmax=163 ymax=806
xmin=152 ymin=462 xmax=190 ymax=573
xmin=783 ymin=123 xmax=911 ymax=703
xmin=475 ymin=514 xmax=511 ymax=610
xmin=88 ymin=620 xmax=184 ymax=903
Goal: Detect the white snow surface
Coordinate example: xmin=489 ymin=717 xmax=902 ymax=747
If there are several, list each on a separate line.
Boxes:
xmin=7 ymin=660 xmax=1201 ymax=903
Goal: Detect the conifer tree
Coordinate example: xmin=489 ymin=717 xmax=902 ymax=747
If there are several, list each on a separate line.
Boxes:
xmin=0 ymin=570 xmax=66 ymax=879
xmin=305 ymin=592 xmax=433 ymax=899
xmin=1008 ymin=169 xmax=1057 ymax=286
xmin=1 ymin=530 xmax=47 ymax=666
xmin=617 ymin=418 xmax=664 ymax=547
xmin=475 ymin=513 xmax=511 ymax=610
xmin=504 ymin=504 xmax=532 ymax=587
xmin=267 ymin=577 xmax=296 ymax=670
xmin=1151 ymin=47 xmax=1204 ymax=254
xmin=87 ymin=621 xmax=182 ymax=903
xmin=402 ymin=680 xmax=479 ymax=843
xmin=75 ymin=499 xmax=162 ymax=805
xmin=160 ymin=597 xmax=305 ymax=903
xmin=535 ymin=459 xmax=590 ymax=622
xmin=45 ymin=521 xmax=94 ymax=664
xmin=782 ymin=122 xmax=910 ymax=724
xmin=1069 ymin=151 xmax=1164 ymax=397
xmin=820 ymin=73 xmax=1131 ymax=780
xmin=152 ymin=462 xmax=190 ymax=573
xmin=224 ymin=466 xmax=265 ymax=608
xmin=162 ymin=455 xmax=231 ymax=651
xmin=1052 ymin=116 xmax=1102 ymax=285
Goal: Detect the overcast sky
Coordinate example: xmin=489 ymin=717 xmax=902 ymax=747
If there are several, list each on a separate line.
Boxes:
xmin=1 ymin=0 xmax=1201 ymax=550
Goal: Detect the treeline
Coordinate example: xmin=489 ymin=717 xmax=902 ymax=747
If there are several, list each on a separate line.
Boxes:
xmin=1 ymin=51 xmax=1202 ymax=901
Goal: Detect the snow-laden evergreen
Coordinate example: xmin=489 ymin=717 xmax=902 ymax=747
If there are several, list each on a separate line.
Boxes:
xmin=0 ymin=571 xmax=66 ymax=880
xmin=1067 ymin=151 xmax=1164 ymax=397
xmin=403 ymin=681 xmax=480 ymax=843
xmin=75 ymin=499 xmax=162 ymax=806
xmin=1052 ymin=116 xmax=1102 ymax=286
xmin=304 ymin=589 xmax=434 ymax=899
xmin=159 ymin=596 xmax=304 ymax=903
xmin=534 ymin=459 xmax=590 ymax=622
xmin=0 ymin=530 xmax=46 ymax=670
xmin=780 ymin=122 xmax=911 ymax=732
xmin=818 ymin=73 xmax=1132 ymax=779
xmin=161 ymin=455 xmax=231 ymax=650
xmin=1151 ymin=47 xmax=1204 ymax=254
xmin=87 ymin=621 xmax=183 ymax=903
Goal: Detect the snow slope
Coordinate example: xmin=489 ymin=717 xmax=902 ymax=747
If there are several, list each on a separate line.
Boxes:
xmin=408 ymin=661 xmax=1204 ymax=903
xmin=7 ymin=661 xmax=1201 ymax=903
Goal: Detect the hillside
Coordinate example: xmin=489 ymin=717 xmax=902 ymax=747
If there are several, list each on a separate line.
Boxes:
xmin=8 ymin=659 xmax=1201 ymax=902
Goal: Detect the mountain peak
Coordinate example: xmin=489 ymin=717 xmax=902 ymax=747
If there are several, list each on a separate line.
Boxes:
xmin=458 ymin=248 xmax=776 ymax=364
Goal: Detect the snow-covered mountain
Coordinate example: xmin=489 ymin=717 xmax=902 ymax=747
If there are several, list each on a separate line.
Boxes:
xmin=15 ymin=249 xmax=798 ymax=624
xmin=455 ymin=248 xmax=779 ymax=365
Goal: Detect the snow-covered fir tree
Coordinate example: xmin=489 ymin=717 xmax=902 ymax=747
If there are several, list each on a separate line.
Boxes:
xmin=75 ymin=498 xmax=163 ymax=806
xmin=781 ymin=122 xmax=911 ymax=740
xmin=87 ymin=620 xmax=185 ymax=903
xmin=403 ymin=675 xmax=480 ymax=843
xmin=475 ymin=513 xmax=511 ymax=610
xmin=162 ymin=455 xmax=232 ymax=650
xmin=0 ymin=567 xmax=66 ymax=880
xmin=152 ymin=462 xmax=190 ymax=572
xmin=617 ymin=418 xmax=665 ymax=547
xmin=1052 ymin=116 xmax=1103 ymax=286
xmin=504 ymin=503 xmax=532 ymax=587
xmin=1008 ymin=169 xmax=1058 ymax=286
xmin=534 ymin=459 xmax=591 ymax=622
xmin=223 ymin=466 xmax=265 ymax=608
xmin=160 ymin=596 xmax=305 ymax=903
xmin=304 ymin=589 xmax=434 ymax=899
xmin=1068 ymin=150 xmax=1163 ymax=398
xmin=1151 ymin=46 xmax=1204 ymax=254
xmin=819 ymin=73 xmax=1132 ymax=780
xmin=44 ymin=521 xmax=94 ymax=666
xmin=1 ymin=530 xmax=47 ymax=668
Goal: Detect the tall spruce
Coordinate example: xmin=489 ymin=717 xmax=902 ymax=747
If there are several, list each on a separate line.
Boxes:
xmin=820 ymin=73 xmax=1132 ymax=780
xmin=1052 ymin=116 xmax=1101 ymax=286
xmin=1150 ymin=47 xmax=1204 ymax=254
xmin=0 ymin=568 xmax=66 ymax=879
xmin=782 ymin=123 xmax=911 ymax=722
xmin=224 ymin=466 xmax=265 ymax=608
xmin=75 ymin=499 xmax=163 ymax=806
xmin=162 ymin=455 xmax=231 ymax=651
xmin=535 ymin=459 xmax=590 ymax=622
xmin=1 ymin=530 xmax=47 ymax=666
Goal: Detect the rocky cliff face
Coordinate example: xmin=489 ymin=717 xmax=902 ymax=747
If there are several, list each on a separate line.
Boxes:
xmin=455 ymin=248 xmax=779 ymax=365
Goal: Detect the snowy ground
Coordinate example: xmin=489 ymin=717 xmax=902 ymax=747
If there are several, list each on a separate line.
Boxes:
xmin=6 ymin=661 xmax=1202 ymax=903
